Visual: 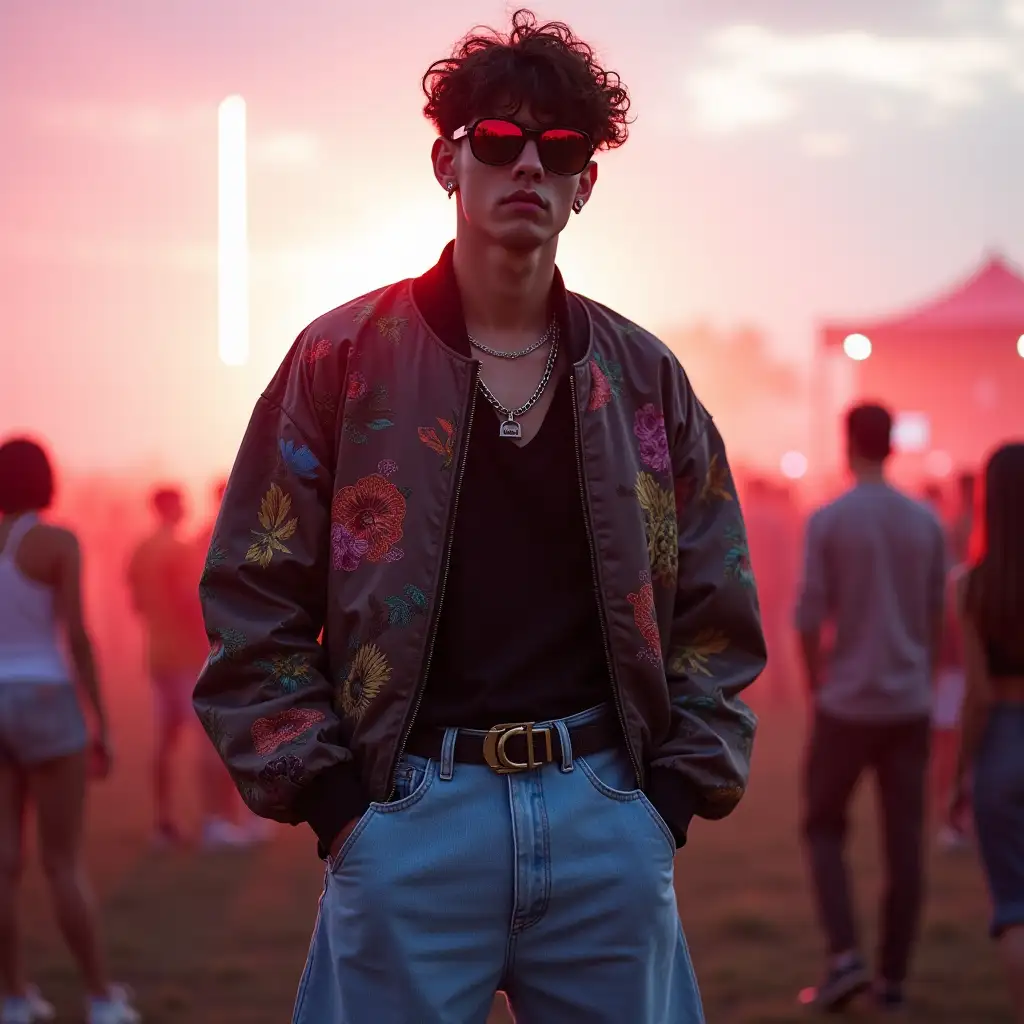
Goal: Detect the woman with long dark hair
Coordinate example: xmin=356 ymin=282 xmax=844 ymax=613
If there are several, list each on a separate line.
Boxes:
xmin=955 ymin=441 xmax=1024 ymax=1022
xmin=0 ymin=438 xmax=140 ymax=1024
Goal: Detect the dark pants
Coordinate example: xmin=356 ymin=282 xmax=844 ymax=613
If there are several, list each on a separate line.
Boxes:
xmin=802 ymin=709 xmax=931 ymax=985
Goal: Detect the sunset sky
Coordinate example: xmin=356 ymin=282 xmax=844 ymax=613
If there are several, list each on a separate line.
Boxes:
xmin=2 ymin=0 xmax=1023 ymax=481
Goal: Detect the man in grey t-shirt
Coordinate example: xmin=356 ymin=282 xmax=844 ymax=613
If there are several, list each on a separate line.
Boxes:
xmin=795 ymin=403 xmax=947 ymax=1013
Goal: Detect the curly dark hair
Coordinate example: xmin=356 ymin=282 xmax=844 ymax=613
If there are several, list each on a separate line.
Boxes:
xmin=422 ymin=8 xmax=632 ymax=150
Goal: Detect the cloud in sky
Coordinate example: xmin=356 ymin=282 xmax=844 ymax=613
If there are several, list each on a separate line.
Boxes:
xmin=685 ymin=18 xmax=1024 ymax=135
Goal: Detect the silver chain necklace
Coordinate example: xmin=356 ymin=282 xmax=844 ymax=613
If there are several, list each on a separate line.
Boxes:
xmin=469 ymin=319 xmax=555 ymax=360
xmin=477 ymin=327 xmax=560 ymax=439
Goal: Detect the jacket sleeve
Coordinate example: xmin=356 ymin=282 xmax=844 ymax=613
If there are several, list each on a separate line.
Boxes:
xmin=646 ymin=399 xmax=766 ymax=843
xmin=193 ymin=332 xmax=366 ymax=854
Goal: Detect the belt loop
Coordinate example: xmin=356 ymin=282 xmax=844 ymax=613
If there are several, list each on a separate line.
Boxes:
xmin=440 ymin=727 xmax=458 ymax=781
xmin=553 ymin=719 xmax=574 ymax=773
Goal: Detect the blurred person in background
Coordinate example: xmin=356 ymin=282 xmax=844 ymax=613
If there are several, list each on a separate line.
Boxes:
xmin=127 ymin=486 xmax=249 ymax=850
xmin=795 ymin=404 xmax=947 ymax=1013
xmin=0 ymin=439 xmax=139 ymax=1024
xmin=195 ymin=9 xmax=765 ymax=1022
xmin=953 ymin=442 xmax=1024 ymax=1023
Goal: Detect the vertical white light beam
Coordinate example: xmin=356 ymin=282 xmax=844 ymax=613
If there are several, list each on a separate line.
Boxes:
xmin=218 ymin=95 xmax=249 ymax=366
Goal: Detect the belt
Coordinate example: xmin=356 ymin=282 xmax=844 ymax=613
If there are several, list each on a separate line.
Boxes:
xmin=406 ymin=715 xmax=621 ymax=775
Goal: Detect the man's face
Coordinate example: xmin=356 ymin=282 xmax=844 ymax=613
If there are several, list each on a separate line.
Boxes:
xmin=433 ymin=106 xmax=598 ymax=252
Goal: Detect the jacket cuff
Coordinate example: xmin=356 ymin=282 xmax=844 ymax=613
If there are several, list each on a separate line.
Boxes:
xmin=646 ymin=767 xmax=698 ymax=848
xmin=294 ymin=761 xmax=368 ymax=860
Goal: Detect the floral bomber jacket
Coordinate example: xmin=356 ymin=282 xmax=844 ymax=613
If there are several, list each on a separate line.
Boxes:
xmin=194 ymin=250 xmax=767 ymax=852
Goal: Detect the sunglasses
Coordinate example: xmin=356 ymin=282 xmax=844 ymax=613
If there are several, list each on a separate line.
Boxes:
xmin=452 ymin=118 xmax=594 ymax=176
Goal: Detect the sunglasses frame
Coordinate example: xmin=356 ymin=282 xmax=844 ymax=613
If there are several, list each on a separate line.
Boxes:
xmin=451 ymin=117 xmax=595 ymax=176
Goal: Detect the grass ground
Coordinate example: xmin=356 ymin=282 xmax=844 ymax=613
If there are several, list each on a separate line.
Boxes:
xmin=16 ymin=686 xmax=1011 ymax=1023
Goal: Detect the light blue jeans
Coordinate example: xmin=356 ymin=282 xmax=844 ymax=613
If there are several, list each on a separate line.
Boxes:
xmin=292 ymin=706 xmax=704 ymax=1024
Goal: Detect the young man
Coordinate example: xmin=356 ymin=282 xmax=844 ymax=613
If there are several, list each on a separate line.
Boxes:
xmin=795 ymin=403 xmax=948 ymax=1013
xmin=195 ymin=11 xmax=765 ymax=1022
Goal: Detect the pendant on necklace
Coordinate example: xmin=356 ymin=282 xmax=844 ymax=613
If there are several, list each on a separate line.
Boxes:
xmin=499 ymin=415 xmax=523 ymax=439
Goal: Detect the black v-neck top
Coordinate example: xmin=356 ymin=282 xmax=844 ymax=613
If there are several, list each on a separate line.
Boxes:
xmin=412 ymin=248 xmax=610 ymax=729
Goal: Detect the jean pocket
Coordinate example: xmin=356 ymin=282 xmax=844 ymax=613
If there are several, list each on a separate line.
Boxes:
xmin=577 ymin=753 xmax=677 ymax=856
xmin=326 ymin=804 xmax=377 ymax=875
xmin=373 ymin=756 xmax=434 ymax=814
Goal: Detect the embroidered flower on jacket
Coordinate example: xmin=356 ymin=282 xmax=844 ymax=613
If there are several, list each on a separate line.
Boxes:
xmin=634 ymin=471 xmax=678 ymax=585
xmin=700 ymin=454 xmax=734 ymax=503
xmin=251 ymin=708 xmax=326 ymax=757
xmin=305 ymin=338 xmax=332 ymax=364
xmin=331 ymin=523 xmax=371 ymax=572
xmin=634 ymin=404 xmax=671 ymax=474
xmin=278 ymin=439 xmax=320 ymax=481
xmin=245 ymin=484 xmax=299 ymax=568
xmin=331 ymin=469 xmax=407 ymax=564
xmin=338 ymin=643 xmax=392 ymax=719
xmin=258 ymin=754 xmax=308 ymax=796
xmin=197 ymin=706 xmax=228 ymax=757
xmin=255 ymin=653 xmax=314 ymax=693
xmin=668 ymin=629 xmax=730 ymax=677
xmin=346 ymin=372 xmax=368 ymax=401
xmin=588 ymin=354 xmax=624 ymax=411
xmin=343 ymin=382 xmax=394 ymax=445
xmin=627 ymin=573 xmax=662 ymax=664
xmin=199 ymin=544 xmax=227 ymax=602
xmin=208 ymin=628 xmax=247 ymax=664
xmin=724 ymin=524 xmax=756 ymax=589
xmin=418 ymin=414 xmax=458 ymax=469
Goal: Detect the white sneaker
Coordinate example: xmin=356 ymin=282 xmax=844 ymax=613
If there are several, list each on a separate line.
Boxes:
xmin=1 ymin=985 xmax=56 ymax=1024
xmin=201 ymin=817 xmax=254 ymax=850
xmin=86 ymin=984 xmax=140 ymax=1024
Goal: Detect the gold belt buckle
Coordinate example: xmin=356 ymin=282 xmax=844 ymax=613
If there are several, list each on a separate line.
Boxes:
xmin=482 ymin=722 xmax=553 ymax=775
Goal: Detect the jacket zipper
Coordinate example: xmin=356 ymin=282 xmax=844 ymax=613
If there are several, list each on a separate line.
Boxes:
xmin=569 ymin=370 xmax=645 ymax=789
xmin=385 ymin=367 xmax=479 ymax=800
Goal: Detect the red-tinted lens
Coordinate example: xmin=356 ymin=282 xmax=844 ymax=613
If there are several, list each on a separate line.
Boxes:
xmin=538 ymin=128 xmax=592 ymax=175
xmin=470 ymin=119 xmax=526 ymax=165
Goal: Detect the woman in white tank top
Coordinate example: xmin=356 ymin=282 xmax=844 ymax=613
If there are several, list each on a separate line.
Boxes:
xmin=0 ymin=438 xmax=140 ymax=1024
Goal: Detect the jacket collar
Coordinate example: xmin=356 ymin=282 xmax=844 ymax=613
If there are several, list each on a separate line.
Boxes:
xmin=411 ymin=240 xmax=590 ymax=364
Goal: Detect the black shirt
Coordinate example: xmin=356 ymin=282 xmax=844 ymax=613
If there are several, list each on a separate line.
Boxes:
xmin=413 ymin=249 xmax=610 ymax=729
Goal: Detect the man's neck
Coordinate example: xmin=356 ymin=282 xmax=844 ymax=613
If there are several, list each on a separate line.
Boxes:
xmin=452 ymin=234 xmax=555 ymax=341
xmin=852 ymin=462 xmax=886 ymax=485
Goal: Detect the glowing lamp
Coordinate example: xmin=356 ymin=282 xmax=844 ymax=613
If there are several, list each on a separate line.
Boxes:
xmin=780 ymin=451 xmax=808 ymax=480
xmin=218 ymin=95 xmax=249 ymax=366
xmin=1017 ymin=334 xmax=1024 ymax=358
xmin=842 ymin=333 xmax=872 ymax=361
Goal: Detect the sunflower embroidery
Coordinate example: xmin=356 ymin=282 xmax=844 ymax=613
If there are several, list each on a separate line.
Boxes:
xmin=724 ymin=525 xmax=756 ymax=589
xmin=245 ymin=484 xmax=299 ymax=568
xmin=418 ymin=413 xmax=458 ymax=469
xmin=635 ymin=471 xmax=678 ymax=586
xmin=588 ymin=354 xmax=624 ymax=411
xmin=338 ymin=643 xmax=392 ymax=719
xmin=255 ymin=653 xmax=314 ymax=694
xmin=701 ymin=454 xmax=734 ymax=503
xmin=668 ymin=629 xmax=730 ymax=677
xmin=331 ymin=461 xmax=407 ymax=564
xmin=199 ymin=544 xmax=226 ymax=602
xmin=627 ymin=573 xmax=662 ymax=665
